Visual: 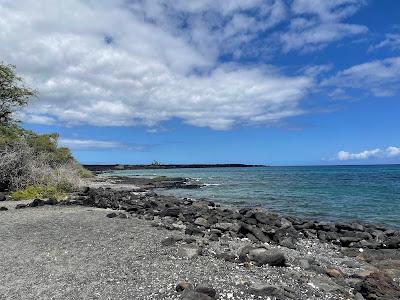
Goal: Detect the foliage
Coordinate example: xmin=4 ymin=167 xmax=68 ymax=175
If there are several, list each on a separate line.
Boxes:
xmin=0 ymin=139 xmax=84 ymax=191
xmin=0 ymin=61 xmax=90 ymax=194
xmin=0 ymin=63 xmax=37 ymax=125
xmin=11 ymin=185 xmax=68 ymax=201
xmin=78 ymin=167 xmax=94 ymax=178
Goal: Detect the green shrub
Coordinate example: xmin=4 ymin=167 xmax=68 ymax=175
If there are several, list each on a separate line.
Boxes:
xmin=77 ymin=167 xmax=94 ymax=178
xmin=11 ymin=185 xmax=68 ymax=201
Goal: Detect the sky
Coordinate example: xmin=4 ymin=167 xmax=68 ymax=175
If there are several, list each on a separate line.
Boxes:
xmin=0 ymin=0 xmax=399 ymax=165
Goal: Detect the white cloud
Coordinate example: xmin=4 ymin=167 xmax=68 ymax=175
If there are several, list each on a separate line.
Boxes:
xmin=323 ymin=57 xmax=400 ymax=96
xmin=59 ymin=138 xmax=153 ymax=151
xmin=336 ymin=146 xmax=400 ymax=160
xmin=0 ymin=0 xmax=372 ymax=130
xmin=0 ymin=0 xmax=318 ymax=130
xmin=387 ymin=146 xmax=400 ymax=157
xmin=281 ymin=0 xmax=367 ymax=52
xmin=369 ymin=33 xmax=400 ymax=51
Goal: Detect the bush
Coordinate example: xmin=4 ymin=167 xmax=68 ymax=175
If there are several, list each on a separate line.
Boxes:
xmin=1 ymin=62 xmax=88 ymax=194
xmin=0 ymin=139 xmax=84 ymax=192
xmin=11 ymin=185 xmax=68 ymax=201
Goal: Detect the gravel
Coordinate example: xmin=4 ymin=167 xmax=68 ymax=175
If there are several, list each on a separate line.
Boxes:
xmin=0 ymin=200 xmax=371 ymax=299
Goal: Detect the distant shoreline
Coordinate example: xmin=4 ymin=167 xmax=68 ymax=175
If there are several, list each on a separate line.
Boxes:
xmin=83 ymin=163 xmax=268 ymax=172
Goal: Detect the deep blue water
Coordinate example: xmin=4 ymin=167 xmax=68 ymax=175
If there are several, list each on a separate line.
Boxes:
xmin=105 ymin=165 xmax=400 ymax=228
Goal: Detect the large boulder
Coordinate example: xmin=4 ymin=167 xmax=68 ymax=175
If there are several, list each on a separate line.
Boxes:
xmin=358 ymin=272 xmax=400 ymax=300
xmin=240 ymin=223 xmax=270 ymax=243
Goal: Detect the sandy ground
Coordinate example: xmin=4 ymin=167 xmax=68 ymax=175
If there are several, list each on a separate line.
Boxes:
xmin=0 ymin=201 xmax=364 ymax=300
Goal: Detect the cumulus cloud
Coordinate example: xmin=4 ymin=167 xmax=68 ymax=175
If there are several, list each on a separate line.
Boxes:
xmin=0 ymin=0 xmax=319 ymax=130
xmin=0 ymin=0 xmax=371 ymax=130
xmin=323 ymin=56 xmax=400 ymax=96
xmin=336 ymin=146 xmax=400 ymax=160
xmin=281 ymin=0 xmax=367 ymax=52
xmin=59 ymin=138 xmax=154 ymax=151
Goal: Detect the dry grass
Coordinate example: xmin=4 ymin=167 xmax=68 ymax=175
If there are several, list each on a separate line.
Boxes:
xmin=0 ymin=140 xmax=85 ymax=192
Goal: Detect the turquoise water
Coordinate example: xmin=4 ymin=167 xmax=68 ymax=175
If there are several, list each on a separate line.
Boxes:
xmin=106 ymin=165 xmax=400 ymax=228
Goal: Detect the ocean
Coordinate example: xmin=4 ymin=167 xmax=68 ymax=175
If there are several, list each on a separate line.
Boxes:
xmin=105 ymin=165 xmax=400 ymax=228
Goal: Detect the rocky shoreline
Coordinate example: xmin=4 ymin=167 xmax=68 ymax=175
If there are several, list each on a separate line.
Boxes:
xmin=1 ymin=176 xmax=400 ymax=299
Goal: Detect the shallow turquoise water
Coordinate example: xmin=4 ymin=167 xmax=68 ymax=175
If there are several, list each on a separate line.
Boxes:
xmin=106 ymin=165 xmax=400 ymax=227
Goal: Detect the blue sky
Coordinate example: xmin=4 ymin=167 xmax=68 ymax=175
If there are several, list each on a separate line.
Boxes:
xmin=1 ymin=0 xmax=400 ymax=165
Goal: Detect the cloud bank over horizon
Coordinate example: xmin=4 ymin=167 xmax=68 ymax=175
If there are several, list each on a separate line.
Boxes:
xmin=336 ymin=146 xmax=400 ymax=161
xmin=1 ymin=0 xmax=388 ymax=131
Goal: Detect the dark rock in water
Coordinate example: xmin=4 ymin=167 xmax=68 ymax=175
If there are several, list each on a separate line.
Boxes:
xmin=337 ymin=222 xmax=364 ymax=232
xmin=194 ymin=285 xmax=216 ymax=298
xmin=15 ymin=204 xmax=27 ymax=209
xmin=0 ymin=206 xmax=8 ymax=211
xmin=106 ymin=212 xmax=118 ymax=218
xmin=30 ymin=199 xmax=46 ymax=207
xmin=358 ymin=272 xmax=400 ymax=300
xmin=316 ymin=221 xmax=336 ymax=232
xmin=248 ymin=248 xmax=287 ymax=267
xmin=118 ymin=212 xmax=128 ymax=219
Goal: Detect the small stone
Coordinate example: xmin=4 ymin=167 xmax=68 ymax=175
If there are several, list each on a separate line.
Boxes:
xmin=298 ymin=259 xmax=311 ymax=270
xmin=15 ymin=204 xmax=27 ymax=209
xmin=354 ymin=292 xmax=365 ymax=300
xmin=29 ymin=199 xmax=46 ymax=207
xmin=0 ymin=206 xmax=8 ymax=211
xmin=161 ymin=236 xmax=182 ymax=246
xmin=326 ymin=268 xmax=343 ymax=279
xmin=194 ymin=217 xmax=209 ymax=227
xmin=211 ymin=222 xmax=240 ymax=232
xmin=176 ymin=281 xmax=189 ymax=292
xmin=181 ymin=291 xmax=213 ymax=300
xmin=194 ymin=285 xmax=216 ymax=298
xmin=160 ymin=207 xmax=181 ymax=217
xmin=0 ymin=193 xmax=6 ymax=201
xmin=279 ymin=237 xmax=296 ymax=249
xmin=172 ymin=223 xmax=186 ymax=230
xmin=308 ymin=277 xmax=342 ymax=292
xmin=177 ymin=246 xmax=200 ymax=259
xmin=106 ymin=212 xmax=118 ymax=218
xmin=118 ymin=212 xmax=128 ymax=219
xmin=249 ymin=283 xmax=283 ymax=298
xmin=184 ymin=237 xmax=197 ymax=244
xmin=248 ymin=248 xmax=287 ymax=267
